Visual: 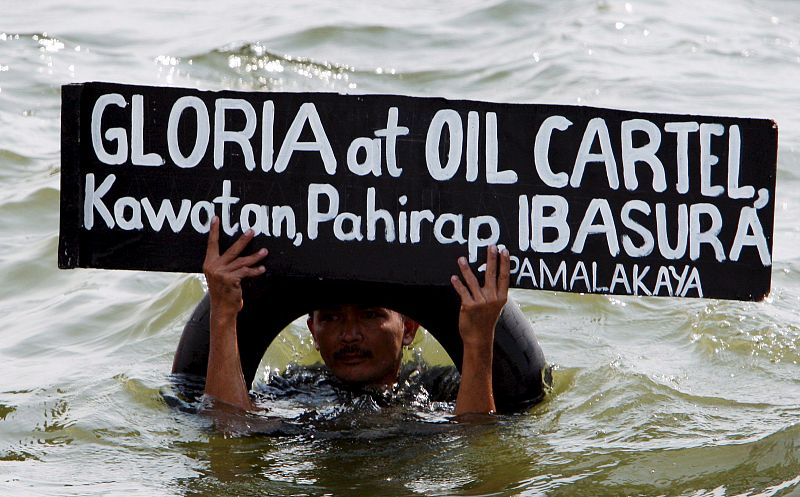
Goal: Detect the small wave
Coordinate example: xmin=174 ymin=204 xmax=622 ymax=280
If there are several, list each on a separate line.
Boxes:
xmin=688 ymin=299 xmax=800 ymax=366
xmin=537 ymin=360 xmax=791 ymax=455
xmin=589 ymin=423 xmax=800 ymax=497
xmin=184 ymin=42 xmax=360 ymax=92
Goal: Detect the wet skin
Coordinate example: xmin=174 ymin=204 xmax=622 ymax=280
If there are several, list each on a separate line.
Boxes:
xmin=307 ymin=305 xmax=418 ymax=387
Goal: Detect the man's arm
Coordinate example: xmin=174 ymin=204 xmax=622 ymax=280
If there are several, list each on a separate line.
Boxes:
xmin=202 ymin=216 xmax=268 ymax=411
xmin=451 ymin=245 xmax=511 ymax=416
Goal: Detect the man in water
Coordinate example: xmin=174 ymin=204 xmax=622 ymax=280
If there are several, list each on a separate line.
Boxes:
xmin=201 ymin=216 xmax=510 ymax=415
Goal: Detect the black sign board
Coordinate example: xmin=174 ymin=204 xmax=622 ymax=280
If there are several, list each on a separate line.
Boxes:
xmin=59 ymin=82 xmax=777 ymax=301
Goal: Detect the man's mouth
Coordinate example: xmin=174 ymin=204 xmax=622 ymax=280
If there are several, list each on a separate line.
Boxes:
xmin=334 ymin=347 xmax=372 ymax=363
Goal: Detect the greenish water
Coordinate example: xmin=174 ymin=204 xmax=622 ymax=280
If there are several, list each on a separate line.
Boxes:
xmin=2 ymin=1 xmax=800 ymax=495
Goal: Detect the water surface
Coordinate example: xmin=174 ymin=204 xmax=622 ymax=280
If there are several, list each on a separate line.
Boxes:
xmin=1 ymin=1 xmax=800 ymax=495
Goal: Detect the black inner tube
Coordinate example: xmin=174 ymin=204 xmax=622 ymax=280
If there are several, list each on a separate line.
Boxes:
xmin=173 ymin=276 xmax=550 ymax=412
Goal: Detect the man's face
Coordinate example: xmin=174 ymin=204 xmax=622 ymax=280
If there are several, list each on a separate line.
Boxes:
xmin=307 ymin=305 xmax=418 ymax=386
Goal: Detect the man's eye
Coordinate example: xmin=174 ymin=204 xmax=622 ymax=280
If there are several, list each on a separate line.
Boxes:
xmin=319 ymin=313 xmax=339 ymax=322
xmin=363 ymin=309 xmax=385 ymax=319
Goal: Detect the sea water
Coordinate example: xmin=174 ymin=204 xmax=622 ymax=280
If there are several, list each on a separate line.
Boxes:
xmin=1 ymin=1 xmax=800 ymax=495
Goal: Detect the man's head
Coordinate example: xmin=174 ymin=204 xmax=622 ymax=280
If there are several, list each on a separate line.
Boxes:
xmin=307 ymin=304 xmax=418 ymax=387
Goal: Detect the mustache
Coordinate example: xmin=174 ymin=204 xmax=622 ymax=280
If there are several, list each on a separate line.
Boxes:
xmin=333 ymin=345 xmax=373 ymax=360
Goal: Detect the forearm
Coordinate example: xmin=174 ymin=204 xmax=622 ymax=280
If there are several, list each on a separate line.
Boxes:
xmin=455 ymin=339 xmax=496 ymax=415
xmin=450 ymin=247 xmax=509 ymax=416
xmin=204 ymin=308 xmax=254 ymax=411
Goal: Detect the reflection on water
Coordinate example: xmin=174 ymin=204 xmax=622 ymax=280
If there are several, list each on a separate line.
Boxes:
xmin=176 ymin=421 xmax=515 ymax=497
xmin=170 ymin=362 xmax=519 ymax=496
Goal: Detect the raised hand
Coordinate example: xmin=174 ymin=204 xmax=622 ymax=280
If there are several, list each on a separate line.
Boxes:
xmin=450 ymin=245 xmax=511 ymax=348
xmin=450 ymin=245 xmax=511 ymax=415
xmin=203 ymin=216 xmax=268 ymax=411
xmin=203 ymin=216 xmax=268 ymax=317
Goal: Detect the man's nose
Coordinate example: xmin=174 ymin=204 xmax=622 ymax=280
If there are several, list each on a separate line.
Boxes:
xmin=339 ymin=315 xmax=364 ymax=342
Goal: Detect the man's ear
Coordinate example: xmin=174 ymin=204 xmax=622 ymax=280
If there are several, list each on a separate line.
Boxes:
xmin=402 ymin=318 xmax=419 ymax=346
xmin=307 ymin=317 xmax=320 ymax=350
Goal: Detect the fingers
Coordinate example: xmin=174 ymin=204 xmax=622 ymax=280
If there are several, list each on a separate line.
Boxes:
xmin=498 ymin=248 xmax=511 ymax=300
xmin=228 ymin=247 xmax=268 ymax=271
xmin=228 ymin=263 xmax=266 ymax=280
xmin=204 ymin=216 xmax=268 ymax=279
xmin=206 ymin=216 xmax=267 ymax=265
xmin=451 ymin=273 xmax=472 ymax=303
xmin=206 ymin=216 xmax=221 ymax=261
xmin=205 ymin=216 xmax=257 ymax=261
xmin=484 ymin=245 xmax=498 ymax=294
xmin=458 ymin=256 xmax=485 ymax=302
xmin=219 ymin=228 xmax=257 ymax=264
xmin=450 ymin=245 xmax=511 ymax=304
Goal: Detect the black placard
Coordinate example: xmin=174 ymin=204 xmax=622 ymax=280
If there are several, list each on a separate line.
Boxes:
xmin=59 ymin=82 xmax=778 ymax=301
